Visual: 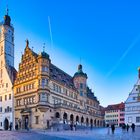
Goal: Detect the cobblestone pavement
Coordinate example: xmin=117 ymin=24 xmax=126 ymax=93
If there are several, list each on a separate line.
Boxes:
xmin=0 ymin=130 xmax=66 ymax=140
xmin=36 ymin=127 xmax=140 ymax=140
xmin=0 ymin=127 xmax=140 ymax=140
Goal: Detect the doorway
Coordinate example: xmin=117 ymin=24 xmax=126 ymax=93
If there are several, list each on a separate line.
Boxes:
xmin=4 ymin=118 xmax=9 ymax=130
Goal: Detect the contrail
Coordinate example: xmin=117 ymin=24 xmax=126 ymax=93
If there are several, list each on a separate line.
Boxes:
xmin=48 ymin=16 xmax=53 ymax=47
xmin=105 ymin=34 xmax=140 ymax=78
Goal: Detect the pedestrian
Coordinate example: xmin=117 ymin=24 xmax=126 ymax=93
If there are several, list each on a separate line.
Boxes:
xmin=122 ymin=123 xmax=126 ymax=132
xmin=131 ymin=123 xmax=135 ymax=132
xmin=15 ymin=123 xmax=18 ymax=130
xmin=73 ymin=124 xmax=76 ymax=131
xmin=70 ymin=123 xmax=73 ymax=131
xmin=91 ymin=124 xmax=93 ymax=130
xmin=111 ymin=124 xmax=115 ymax=134
xmin=126 ymin=124 xmax=129 ymax=132
xmin=9 ymin=122 xmax=12 ymax=131
xmin=107 ymin=124 xmax=110 ymax=134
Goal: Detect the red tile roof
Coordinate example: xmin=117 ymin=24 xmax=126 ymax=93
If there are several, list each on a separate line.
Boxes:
xmin=105 ymin=102 xmax=124 ymax=111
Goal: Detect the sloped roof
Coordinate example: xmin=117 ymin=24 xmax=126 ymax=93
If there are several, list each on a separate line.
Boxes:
xmin=50 ymin=64 xmax=77 ymax=90
xmin=106 ymin=102 xmax=124 ymax=111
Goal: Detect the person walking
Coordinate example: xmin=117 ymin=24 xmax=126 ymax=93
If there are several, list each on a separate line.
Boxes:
xmin=126 ymin=124 xmax=129 ymax=132
xmin=111 ymin=124 xmax=115 ymax=134
xmin=107 ymin=124 xmax=110 ymax=134
xmin=122 ymin=123 xmax=126 ymax=132
xmin=9 ymin=122 xmax=12 ymax=131
xmin=131 ymin=123 xmax=135 ymax=132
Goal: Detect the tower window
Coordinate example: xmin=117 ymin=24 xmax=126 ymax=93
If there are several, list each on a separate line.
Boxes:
xmin=9 ymin=94 xmax=11 ymax=100
xmin=80 ymin=83 xmax=83 ymax=89
xmin=80 ymin=91 xmax=83 ymax=96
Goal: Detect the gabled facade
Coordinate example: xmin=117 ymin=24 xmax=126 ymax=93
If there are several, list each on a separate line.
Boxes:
xmin=0 ymin=10 xmax=16 ymax=130
xmin=125 ymin=69 xmax=140 ymax=126
xmin=14 ymin=41 xmax=103 ymax=129
xmin=105 ymin=102 xmax=125 ymax=126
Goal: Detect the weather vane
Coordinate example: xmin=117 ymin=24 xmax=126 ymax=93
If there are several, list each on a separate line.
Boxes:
xmin=6 ymin=5 xmax=9 ymax=15
xmin=43 ymin=43 xmax=45 ymax=52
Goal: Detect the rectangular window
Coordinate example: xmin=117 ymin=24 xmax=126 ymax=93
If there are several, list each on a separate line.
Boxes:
xmin=80 ymin=83 xmax=83 ymax=89
xmin=32 ymin=83 xmax=34 ymax=89
xmin=9 ymin=94 xmax=11 ymax=100
xmin=35 ymin=116 xmax=39 ymax=124
xmin=42 ymin=66 xmax=49 ymax=72
xmin=41 ymin=79 xmax=48 ymax=88
xmin=80 ymin=91 xmax=83 ymax=96
xmin=136 ymin=117 xmax=140 ymax=123
xmin=24 ymin=98 xmax=27 ymax=105
xmin=5 ymin=95 xmax=7 ymax=101
xmin=6 ymin=83 xmax=8 ymax=88
xmin=0 ymin=96 xmax=2 ymax=102
xmin=128 ymin=117 xmax=132 ymax=123
xmin=0 ymin=107 xmax=2 ymax=112
xmin=16 ymin=99 xmax=21 ymax=106
xmin=9 ymin=108 xmax=12 ymax=112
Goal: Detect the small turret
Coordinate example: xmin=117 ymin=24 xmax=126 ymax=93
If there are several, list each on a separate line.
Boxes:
xmin=74 ymin=64 xmax=87 ymax=79
xmin=73 ymin=64 xmax=87 ymax=96
xmin=4 ymin=8 xmax=11 ymax=26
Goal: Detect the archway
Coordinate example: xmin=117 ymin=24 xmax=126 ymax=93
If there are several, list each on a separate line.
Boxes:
xmin=86 ymin=118 xmax=89 ymax=126
xmin=76 ymin=116 xmax=79 ymax=122
xmin=94 ymin=119 xmax=96 ymax=126
xmin=70 ymin=114 xmax=74 ymax=122
xmin=90 ymin=119 xmax=93 ymax=128
xmin=4 ymin=118 xmax=9 ymax=130
xmin=63 ymin=112 xmax=68 ymax=124
xmin=81 ymin=116 xmax=84 ymax=124
xmin=63 ymin=112 xmax=67 ymax=120
xmin=55 ymin=112 xmax=60 ymax=118
xmin=100 ymin=120 xmax=102 ymax=127
xmin=90 ymin=119 xmax=93 ymax=125
xmin=97 ymin=120 xmax=100 ymax=126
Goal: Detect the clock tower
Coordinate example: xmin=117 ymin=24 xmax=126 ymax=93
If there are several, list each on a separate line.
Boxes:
xmin=0 ymin=8 xmax=15 ymax=130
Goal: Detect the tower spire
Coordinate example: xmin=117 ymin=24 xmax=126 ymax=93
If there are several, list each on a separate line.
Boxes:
xmin=43 ymin=43 xmax=45 ymax=52
xmin=4 ymin=5 xmax=11 ymax=26
xmin=26 ymin=39 xmax=29 ymax=48
xmin=6 ymin=5 xmax=9 ymax=15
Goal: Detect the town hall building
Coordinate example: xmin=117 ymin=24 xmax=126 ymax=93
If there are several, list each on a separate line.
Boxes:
xmin=14 ymin=40 xmax=103 ymax=129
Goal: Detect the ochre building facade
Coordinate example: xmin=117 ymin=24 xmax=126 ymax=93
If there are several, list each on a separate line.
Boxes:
xmin=14 ymin=41 xmax=103 ymax=129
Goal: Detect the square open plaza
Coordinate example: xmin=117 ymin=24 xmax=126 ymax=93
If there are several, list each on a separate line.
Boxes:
xmin=0 ymin=3 xmax=140 ymax=140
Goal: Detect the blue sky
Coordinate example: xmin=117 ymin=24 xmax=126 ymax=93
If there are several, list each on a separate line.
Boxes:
xmin=0 ymin=0 xmax=140 ymax=106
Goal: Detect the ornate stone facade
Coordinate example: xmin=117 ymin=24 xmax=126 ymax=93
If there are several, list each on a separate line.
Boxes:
xmin=14 ymin=41 xmax=103 ymax=129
